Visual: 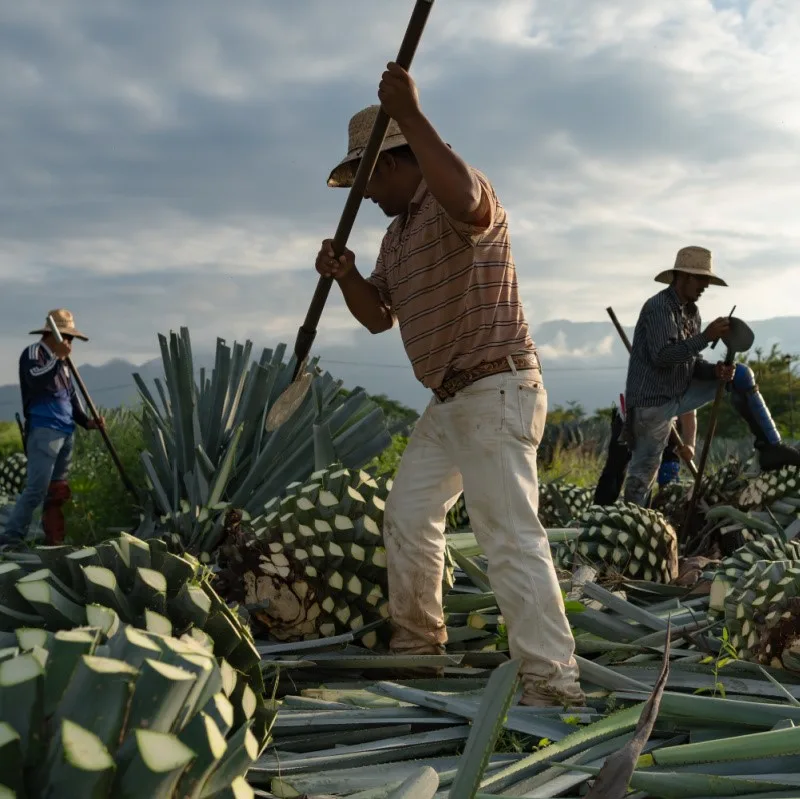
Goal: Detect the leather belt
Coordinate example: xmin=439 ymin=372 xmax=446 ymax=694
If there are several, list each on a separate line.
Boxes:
xmin=433 ymin=352 xmax=541 ymax=402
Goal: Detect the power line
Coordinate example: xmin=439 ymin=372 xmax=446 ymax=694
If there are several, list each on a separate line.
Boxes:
xmin=0 ymin=362 xmax=628 ymax=409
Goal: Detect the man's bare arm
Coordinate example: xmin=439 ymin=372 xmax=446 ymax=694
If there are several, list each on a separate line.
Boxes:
xmin=398 ymin=112 xmax=489 ymax=226
xmin=337 ymin=270 xmax=394 ymax=335
xmin=379 ymin=62 xmax=490 ymax=226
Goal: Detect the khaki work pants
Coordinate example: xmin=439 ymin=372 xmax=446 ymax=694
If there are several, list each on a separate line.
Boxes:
xmin=383 ymin=367 xmax=584 ymax=705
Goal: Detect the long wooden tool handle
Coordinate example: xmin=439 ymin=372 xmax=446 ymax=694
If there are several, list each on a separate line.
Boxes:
xmin=606 ymin=307 xmax=699 ymax=479
xmin=680 ymin=347 xmax=733 ymax=538
xmin=15 ymin=413 xmax=25 ymax=448
xmin=46 ymin=316 xmax=141 ymax=503
xmin=291 ymin=0 xmax=436 ymax=380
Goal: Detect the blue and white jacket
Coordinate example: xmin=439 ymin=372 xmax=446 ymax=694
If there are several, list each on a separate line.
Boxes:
xmin=18 ymin=341 xmax=90 ymax=436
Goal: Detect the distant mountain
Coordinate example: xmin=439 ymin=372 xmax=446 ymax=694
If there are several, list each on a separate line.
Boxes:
xmin=2 ymin=316 xmax=798 ymax=419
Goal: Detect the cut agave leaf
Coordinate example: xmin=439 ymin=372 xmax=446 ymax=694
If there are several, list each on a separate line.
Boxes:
xmin=41 ymin=719 xmax=115 ymax=798
xmin=111 ymin=728 xmax=195 ymax=797
xmin=0 ymin=620 xmax=265 ymax=797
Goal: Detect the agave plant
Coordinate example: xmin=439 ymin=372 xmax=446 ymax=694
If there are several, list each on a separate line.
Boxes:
xmin=0 ymin=620 xmax=268 ymax=797
xmin=0 ymin=532 xmax=272 ymax=746
xmin=216 ymin=463 xmax=455 ymax=649
xmin=133 ymin=329 xmax=392 ymax=554
xmin=0 ymin=452 xmax=26 ymax=496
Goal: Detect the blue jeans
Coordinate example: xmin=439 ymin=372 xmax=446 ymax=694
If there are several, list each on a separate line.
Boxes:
xmin=3 ymin=427 xmax=74 ymax=541
xmin=623 ymin=380 xmax=718 ymax=506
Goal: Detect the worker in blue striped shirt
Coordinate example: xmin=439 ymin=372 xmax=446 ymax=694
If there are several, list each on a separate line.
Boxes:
xmin=0 ymin=310 xmax=105 ymax=548
xmin=622 ymin=246 xmax=800 ymax=507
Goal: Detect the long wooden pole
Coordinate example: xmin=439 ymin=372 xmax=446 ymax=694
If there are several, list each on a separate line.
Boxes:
xmin=289 ymin=0 xmax=437 ymax=381
xmin=680 ymin=346 xmax=735 ymax=538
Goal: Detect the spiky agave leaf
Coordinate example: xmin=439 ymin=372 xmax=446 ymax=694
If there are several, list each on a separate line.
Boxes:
xmin=703 ymin=457 xmax=748 ymax=507
xmin=738 ymin=464 xmax=800 ymax=517
xmin=723 ymin=559 xmax=800 ymax=670
xmin=446 ymin=494 xmax=470 ymax=531
xmin=650 ymin=481 xmax=691 ymax=529
xmin=0 ymin=453 xmax=26 ymax=496
xmin=0 ymin=532 xmax=272 ymax=746
xmin=0 ymin=620 xmax=267 ymax=797
xmin=538 ymin=482 xmax=593 ymax=528
xmin=216 ymin=463 xmax=454 ymax=650
xmin=708 ymin=535 xmax=800 ymax=616
xmin=566 ymin=502 xmax=679 ymax=584
xmin=133 ymin=328 xmax=393 ymax=556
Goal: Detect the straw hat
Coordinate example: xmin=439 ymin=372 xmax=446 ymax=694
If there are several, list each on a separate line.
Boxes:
xmin=327 ymin=105 xmax=410 ymax=188
xmin=29 ymin=308 xmax=89 ymax=341
xmin=654 ymin=246 xmax=727 ymax=287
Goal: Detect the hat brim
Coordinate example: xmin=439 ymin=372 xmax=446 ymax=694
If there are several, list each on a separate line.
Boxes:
xmin=654 ymin=268 xmax=727 ymax=288
xmin=29 ymin=326 xmax=89 ymax=342
xmin=326 ymin=132 xmax=410 ymax=188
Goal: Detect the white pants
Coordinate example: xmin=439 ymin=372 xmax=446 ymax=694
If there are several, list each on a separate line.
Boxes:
xmin=384 ymin=368 xmax=584 ymax=703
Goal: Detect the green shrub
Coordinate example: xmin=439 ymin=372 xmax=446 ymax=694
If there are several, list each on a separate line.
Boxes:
xmin=63 ymin=406 xmax=146 ymax=546
xmin=0 ymin=421 xmax=23 ymax=458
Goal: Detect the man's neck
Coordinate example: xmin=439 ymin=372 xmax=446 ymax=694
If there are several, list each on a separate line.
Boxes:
xmin=670 ymin=284 xmax=689 ymax=305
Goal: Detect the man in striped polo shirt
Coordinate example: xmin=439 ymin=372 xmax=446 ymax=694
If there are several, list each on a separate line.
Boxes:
xmin=622 ymin=246 xmax=800 ymax=507
xmin=316 ymin=62 xmax=584 ymax=707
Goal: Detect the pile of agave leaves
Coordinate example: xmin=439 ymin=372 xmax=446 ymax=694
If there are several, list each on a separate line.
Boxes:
xmin=2 ymin=330 xmax=800 ymax=799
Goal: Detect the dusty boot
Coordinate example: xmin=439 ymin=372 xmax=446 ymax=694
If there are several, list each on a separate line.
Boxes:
xmin=42 ymin=480 xmax=71 ymax=545
xmin=519 ymin=677 xmax=586 ymax=708
xmin=730 ymin=365 xmax=800 ymax=471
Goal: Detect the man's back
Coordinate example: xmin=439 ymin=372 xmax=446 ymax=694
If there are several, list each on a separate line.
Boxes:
xmin=367 ymin=169 xmax=534 ymax=389
xmin=19 ymin=342 xmax=76 ymax=434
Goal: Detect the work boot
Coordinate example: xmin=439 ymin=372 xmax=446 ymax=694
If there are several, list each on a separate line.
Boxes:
xmin=729 ymin=381 xmax=800 ymax=471
xmin=756 ymin=441 xmax=800 ymax=472
xmin=519 ymin=680 xmax=586 ymax=709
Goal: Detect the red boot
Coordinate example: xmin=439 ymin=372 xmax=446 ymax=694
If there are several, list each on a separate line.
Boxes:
xmin=42 ymin=480 xmax=71 ymax=545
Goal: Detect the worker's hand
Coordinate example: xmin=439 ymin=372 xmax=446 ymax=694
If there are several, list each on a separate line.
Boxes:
xmin=316 ymin=239 xmax=356 ymax=281
xmin=378 ymin=62 xmax=422 ymax=125
xmin=714 ymin=362 xmax=735 ymax=382
xmin=87 ymin=416 xmax=105 ymax=431
xmin=52 ymin=341 xmax=71 ymax=360
xmin=678 ymin=443 xmax=695 ymax=463
xmin=703 ymin=317 xmax=731 ymax=343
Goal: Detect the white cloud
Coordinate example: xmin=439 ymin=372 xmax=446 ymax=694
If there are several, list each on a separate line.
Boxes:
xmin=1 ymin=0 xmax=799 ymax=393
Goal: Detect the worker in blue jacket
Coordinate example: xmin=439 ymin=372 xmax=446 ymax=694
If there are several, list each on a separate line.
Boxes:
xmin=0 ymin=309 xmax=105 ymax=548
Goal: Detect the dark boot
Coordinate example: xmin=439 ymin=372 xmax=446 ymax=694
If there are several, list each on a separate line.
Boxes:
xmin=42 ymin=480 xmax=71 ymax=545
xmin=730 ymin=366 xmax=800 ymax=471
xmin=593 ymin=408 xmax=632 ymax=505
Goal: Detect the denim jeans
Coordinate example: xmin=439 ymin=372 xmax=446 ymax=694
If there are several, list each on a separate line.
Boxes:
xmin=623 ymin=379 xmax=718 ymax=506
xmin=3 ymin=426 xmax=74 ymax=541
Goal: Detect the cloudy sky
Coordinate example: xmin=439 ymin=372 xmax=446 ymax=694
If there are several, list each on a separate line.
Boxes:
xmin=1 ymin=0 xmax=799 ymax=388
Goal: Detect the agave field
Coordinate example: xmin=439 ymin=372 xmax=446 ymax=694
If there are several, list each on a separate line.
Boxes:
xmin=1 ymin=328 xmax=800 ymax=798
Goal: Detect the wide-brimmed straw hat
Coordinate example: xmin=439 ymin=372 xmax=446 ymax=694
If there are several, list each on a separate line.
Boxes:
xmin=327 ymin=104 xmax=410 ymax=188
xmin=29 ymin=308 xmax=89 ymax=341
xmin=654 ymin=246 xmax=728 ymax=287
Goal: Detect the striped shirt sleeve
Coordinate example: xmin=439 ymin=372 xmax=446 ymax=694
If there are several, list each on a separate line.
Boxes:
xmin=642 ymin=301 xmax=708 ymax=367
xmin=22 ymin=343 xmax=59 ymax=386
